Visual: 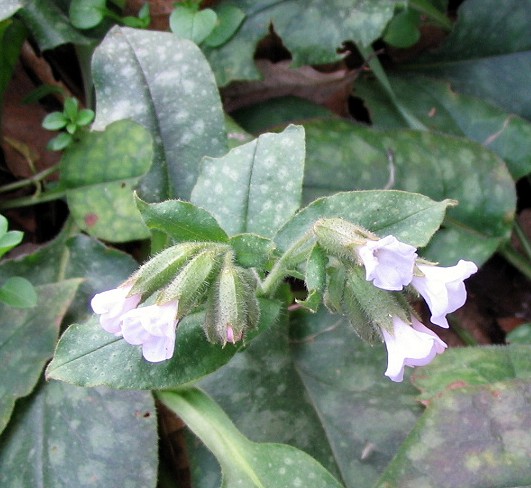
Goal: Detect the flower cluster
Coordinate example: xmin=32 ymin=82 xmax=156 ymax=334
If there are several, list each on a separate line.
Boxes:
xmin=91 ymin=285 xmax=178 ymax=363
xmin=313 ymin=218 xmax=477 ymax=382
xmin=89 ymin=219 xmax=477 ymax=381
xmin=356 ymin=234 xmax=477 ymax=381
xmin=90 ymin=242 xmax=260 ymax=363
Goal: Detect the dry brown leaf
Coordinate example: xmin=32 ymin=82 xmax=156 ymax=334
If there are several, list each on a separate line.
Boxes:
xmin=2 ymin=63 xmax=59 ymax=179
xmin=222 ymin=59 xmax=358 ymax=114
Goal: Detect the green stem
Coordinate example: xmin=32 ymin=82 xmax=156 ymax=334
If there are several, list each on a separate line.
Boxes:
xmin=56 ymin=217 xmax=79 ymax=282
xmin=409 ymin=0 xmax=453 ymax=31
xmin=448 ymin=316 xmax=478 ymax=346
xmin=0 ymin=165 xmax=60 ymax=194
xmin=260 ymin=230 xmax=315 ymax=297
xmin=514 ymin=220 xmax=531 ymax=262
xmin=357 ymin=45 xmax=428 ymax=131
xmin=0 ymin=188 xmax=67 ymax=209
xmin=499 ymin=242 xmax=531 ymax=281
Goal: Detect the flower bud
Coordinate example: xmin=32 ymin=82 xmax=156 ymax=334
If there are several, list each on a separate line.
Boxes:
xmin=204 ymin=253 xmax=260 ymax=345
xmin=313 ymin=218 xmax=371 ymax=261
xmin=129 ymin=242 xmax=210 ymax=297
xmin=157 ymin=246 xmax=226 ymax=316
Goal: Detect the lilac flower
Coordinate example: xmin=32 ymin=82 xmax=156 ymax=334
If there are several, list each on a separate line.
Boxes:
xmin=411 ymin=260 xmax=478 ymax=328
xmin=357 ymin=235 xmax=418 ymax=291
xmin=120 ymin=300 xmax=179 ymax=362
xmin=382 ymin=316 xmax=447 ymax=382
xmin=90 ymin=285 xmax=141 ymax=336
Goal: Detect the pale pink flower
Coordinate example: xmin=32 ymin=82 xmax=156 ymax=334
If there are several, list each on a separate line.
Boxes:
xmin=121 ymin=300 xmax=179 ymax=362
xmin=90 ymin=285 xmax=141 ymax=336
xmin=411 ymin=260 xmax=478 ymax=328
xmin=357 ymin=235 xmax=417 ymax=291
xmin=382 ymin=316 xmax=447 ymax=382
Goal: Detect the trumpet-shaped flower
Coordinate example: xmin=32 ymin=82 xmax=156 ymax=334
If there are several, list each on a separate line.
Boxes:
xmin=382 ymin=316 xmax=447 ymax=382
xmin=411 ymin=260 xmax=478 ymax=328
xmin=357 ymin=235 xmax=418 ymax=291
xmin=121 ymin=300 xmax=179 ymax=362
xmin=91 ymin=285 xmax=141 ymax=335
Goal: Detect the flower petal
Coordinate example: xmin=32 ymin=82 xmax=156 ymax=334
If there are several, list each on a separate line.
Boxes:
xmin=382 ymin=316 xmax=447 ymax=382
xmin=90 ymin=285 xmax=141 ymax=335
xmin=120 ymin=301 xmax=179 ymax=361
xmin=412 ymin=260 xmax=477 ymax=328
xmin=357 ymin=236 xmax=417 ymax=291
xmin=141 ymin=334 xmax=176 ymax=362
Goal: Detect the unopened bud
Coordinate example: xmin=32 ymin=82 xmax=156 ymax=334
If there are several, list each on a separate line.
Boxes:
xmin=158 ymin=246 xmax=226 ymax=315
xmin=344 ymin=265 xmax=410 ymax=342
xmin=204 ymin=254 xmax=260 ymax=345
xmin=129 ymin=242 xmax=210 ymax=297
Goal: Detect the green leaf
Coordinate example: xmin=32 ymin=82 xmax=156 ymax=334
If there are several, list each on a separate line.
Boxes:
xmin=225 ymin=114 xmax=254 ymax=148
xmin=412 ymin=345 xmax=531 ymax=401
xmin=205 ymin=0 xmax=401 ymax=85
xmin=356 ymin=74 xmax=531 ymax=180
xmin=0 ymin=0 xmax=24 ymax=22
xmin=204 ymin=5 xmax=245 ymax=48
xmin=69 ymin=0 xmax=106 ymax=29
xmin=63 ymin=97 xmax=79 ymax=121
xmin=0 ymin=17 xmax=27 ymax=102
xmin=191 ymin=125 xmax=305 ymax=238
xmin=60 ymin=119 xmax=153 ymax=242
xmin=170 ymin=6 xmax=217 ymax=44
xmin=42 ymin=111 xmax=68 ymax=130
xmin=18 ymin=0 xmax=91 ymax=50
xmin=507 ymin=323 xmax=531 ymax=344
xmin=275 ymin=188 xmax=452 ymax=254
xmin=0 ymin=381 xmax=158 ymax=487
xmin=188 ymin=306 xmax=422 ymax=488
xmin=0 ymin=230 xmax=139 ymax=324
xmin=75 ymin=108 xmax=94 ymax=126
xmin=229 ymin=233 xmax=275 ymax=268
xmin=0 ymin=229 xmax=23 ymax=257
xmin=0 ymin=276 xmax=37 ymax=308
xmin=47 ymin=132 xmax=73 ymax=151
xmin=375 ymin=345 xmax=531 ymax=487
xmin=0 ymin=280 xmax=81 ymax=434
xmin=92 ymin=26 xmax=227 ymax=201
xmin=46 ymin=299 xmax=281 ymax=389
xmin=406 ymin=0 xmax=531 ymax=119
xmin=376 ymin=379 xmax=531 ymax=487
xmin=136 ymin=197 xmax=229 ymax=244
xmin=383 ymin=9 xmax=420 ymax=48
xmin=297 ymin=244 xmax=327 ymax=312
xmin=301 ymin=119 xmax=516 ymax=265
xmin=159 ymin=387 xmax=344 ymax=488
xmin=232 ymin=96 xmax=334 ymax=135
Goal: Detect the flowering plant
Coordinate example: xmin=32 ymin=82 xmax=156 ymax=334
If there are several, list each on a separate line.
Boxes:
xmin=1 ymin=2 xmax=529 ymax=487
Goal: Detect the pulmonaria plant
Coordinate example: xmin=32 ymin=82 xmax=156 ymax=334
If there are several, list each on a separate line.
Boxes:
xmin=89 ymin=216 xmax=476 ymax=382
